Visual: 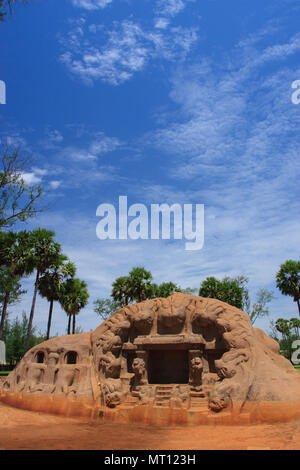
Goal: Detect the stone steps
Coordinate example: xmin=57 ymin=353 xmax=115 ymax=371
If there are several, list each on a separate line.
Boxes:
xmin=122 ymin=385 xmax=209 ymax=410
xmin=154 ymin=385 xmax=173 ymax=407
xmin=189 ymin=389 xmax=208 ymax=409
xmin=123 ymin=396 xmax=139 ymax=407
xmin=190 ymin=399 xmax=208 ymax=409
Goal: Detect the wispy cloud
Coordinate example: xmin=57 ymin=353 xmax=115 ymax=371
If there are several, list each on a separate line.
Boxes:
xmin=60 ymin=132 xmax=122 ymax=161
xmin=60 ymin=16 xmax=198 ymax=85
xmin=49 ymin=180 xmax=62 ymax=190
xmin=70 ymin=0 xmax=113 ymax=10
xmin=155 ymin=0 xmax=195 ymax=18
xmin=148 ymin=28 xmax=300 ymax=174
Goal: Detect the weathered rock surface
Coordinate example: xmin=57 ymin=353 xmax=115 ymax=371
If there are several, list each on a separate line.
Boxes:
xmin=2 ymin=293 xmax=300 ymax=423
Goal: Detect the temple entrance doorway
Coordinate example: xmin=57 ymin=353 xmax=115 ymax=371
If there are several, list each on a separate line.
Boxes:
xmin=148 ymin=349 xmax=189 ymax=384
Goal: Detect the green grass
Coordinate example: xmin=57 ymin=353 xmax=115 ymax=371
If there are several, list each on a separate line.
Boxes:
xmin=0 ymin=371 xmax=10 ymax=375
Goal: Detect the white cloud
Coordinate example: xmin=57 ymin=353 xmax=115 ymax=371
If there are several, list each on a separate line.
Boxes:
xmin=154 ymin=18 xmax=170 ymax=30
xmin=49 ymin=180 xmax=61 ymax=190
xmin=155 ymin=0 xmax=194 ymax=18
xmin=60 ymin=132 xmax=122 ymax=162
xmin=60 ymin=19 xmax=198 ymax=85
xmin=148 ymin=29 xmax=300 ymax=174
xmin=21 ymin=169 xmax=47 ymax=185
xmin=32 ymin=167 xmax=48 ymax=176
xmin=70 ymin=0 xmax=113 ymax=10
xmin=2 ymin=133 xmax=27 ymax=149
xmin=45 ymin=128 xmax=64 ymax=146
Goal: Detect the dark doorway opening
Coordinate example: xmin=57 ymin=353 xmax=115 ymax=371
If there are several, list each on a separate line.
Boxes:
xmin=36 ymin=352 xmax=45 ymax=364
xmin=66 ymin=351 xmax=77 ymax=364
xmin=148 ymin=349 xmax=189 ymax=384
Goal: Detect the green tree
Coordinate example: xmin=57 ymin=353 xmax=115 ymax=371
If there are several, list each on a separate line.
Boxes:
xmin=24 ymin=229 xmax=62 ymax=352
xmin=0 ymin=267 xmax=25 ymax=340
xmin=95 ymin=282 xmax=183 ymax=322
xmin=199 ymin=275 xmax=273 ymax=324
xmin=127 ymin=267 xmax=154 ymax=303
xmin=111 ymin=267 xmax=155 ymax=305
xmin=97 ymin=269 xmax=197 ymax=321
xmin=276 ymin=260 xmax=300 ymax=317
xmin=2 ymin=312 xmax=45 ymax=364
xmin=0 ymin=148 xmax=43 ymax=228
xmin=0 ymin=230 xmax=31 ymax=340
xmin=180 ymin=287 xmax=197 ymax=295
xmin=246 ymin=288 xmax=274 ymax=324
xmin=151 ymin=281 xmax=182 ymax=298
xmin=290 ymin=317 xmax=300 ymax=337
xmin=199 ymin=276 xmax=246 ymax=310
xmin=38 ymin=258 xmax=76 ymax=340
xmin=93 ymin=298 xmax=122 ymax=322
xmin=59 ymin=278 xmax=89 ymax=335
xmin=0 ymin=0 xmax=29 ymax=21
xmin=274 ymin=318 xmax=300 ymax=361
xmin=111 ymin=276 xmax=131 ymax=306
xmin=110 ymin=267 xmax=197 ymax=307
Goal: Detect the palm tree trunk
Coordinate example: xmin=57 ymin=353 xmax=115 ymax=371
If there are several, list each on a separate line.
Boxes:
xmin=297 ymin=299 xmax=300 ymax=317
xmin=25 ymin=270 xmax=40 ymax=352
xmin=0 ymin=291 xmax=10 ymax=341
xmin=67 ymin=314 xmax=71 ymax=335
xmin=72 ymin=313 xmax=76 ymax=334
xmin=46 ymin=299 xmax=54 ymax=340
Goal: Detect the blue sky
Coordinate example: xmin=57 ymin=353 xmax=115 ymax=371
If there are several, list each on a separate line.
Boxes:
xmin=0 ymin=0 xmax=299 ymax=336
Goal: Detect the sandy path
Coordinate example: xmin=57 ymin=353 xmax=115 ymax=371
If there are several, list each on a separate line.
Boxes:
xmin=0 ymin=403 xmax=300 ymax=450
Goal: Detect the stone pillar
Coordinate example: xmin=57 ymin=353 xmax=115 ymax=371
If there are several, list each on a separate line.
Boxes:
xmin=120 ymin=350 xmax=128 ymax=376
xmin=136 ymin=349 xmax=148 ymax=385
xmin=188 ymin=349 xmax=203 ymax=387
xmin=121 ymin=342 xmax=137 ymax=376
xmin=150 ymin=309 xmax=158 ymax=335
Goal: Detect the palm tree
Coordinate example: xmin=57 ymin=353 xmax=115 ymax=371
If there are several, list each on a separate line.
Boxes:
xmin=276 ymin=260 xmax=300 ymax=317
xmin=127 ymin=267 xmax=153 ymax=302
xmin=59 ymin=278 xmax=89 ymax=334
xmin=111 ymin=267 xmax=154 ymax=305
xmin=111 ymin=276 xmax=131 ymax=306
xmin=24 ymin=229 xmax=62 ymax=352
xmin=38 ymin=258 xmax=76 ymax=339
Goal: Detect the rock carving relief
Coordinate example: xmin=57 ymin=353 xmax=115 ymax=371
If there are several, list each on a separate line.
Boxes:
xmin=2 ymin=293 xmax=300 ymax=416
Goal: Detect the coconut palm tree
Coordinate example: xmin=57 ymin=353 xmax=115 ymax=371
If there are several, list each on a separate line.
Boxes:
xmin=127 ymin=267 xmax=153 ymax=303
xmin=111 ymin=267 xmax=154 ymax=305
xmin=38 ymin=258 xmax=76 ymax=339
xmin=24 ymin=228 xmax=62 ymax=352
xmin=59 ymin=278 xmax=89 ymax=334
xmin=276 ymin=260 xmax=300 ymax=317
xmin=111 ymin=276 xmax=131 ymax=306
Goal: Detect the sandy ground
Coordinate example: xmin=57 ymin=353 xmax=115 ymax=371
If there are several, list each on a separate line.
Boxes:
xmin=0 ymin=403 xmax=300 ymax=450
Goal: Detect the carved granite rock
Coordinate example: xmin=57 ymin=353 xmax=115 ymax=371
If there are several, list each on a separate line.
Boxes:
xmin=2 ymin=293 xmax=300 ymax=418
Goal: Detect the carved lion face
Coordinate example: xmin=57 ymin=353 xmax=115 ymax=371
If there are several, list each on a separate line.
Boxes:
xmin=191 ymin=357 xmax=203 ymax=370
xmin=132 ymin=358 xmax=145 ymax=375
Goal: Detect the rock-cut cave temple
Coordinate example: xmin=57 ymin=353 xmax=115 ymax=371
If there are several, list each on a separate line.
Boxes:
xmin=2 ymin=294 xmax=300 ymax=424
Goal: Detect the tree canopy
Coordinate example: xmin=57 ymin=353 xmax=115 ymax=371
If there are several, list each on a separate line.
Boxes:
xmin=276 ymin=260 xmax=300 ymax=316
xmin=95 ymin=266 xmax=195 ymax=321
xmin=0 ymin=148 xmax=43 ymax=228
xmin=0 ymin=1 xmax=27 ymax=22
xmin=199 ymin=275 xmax=273 ymax=324
xmin=59 ymin=278 xmax=89 ymax=335
xmin=199 ymin=276 xmax=248 ymax=310
xmin=2 ymin=312 xmax=45 ymax=364
xmin=38 ymin=257 xmax=76 ymax=339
